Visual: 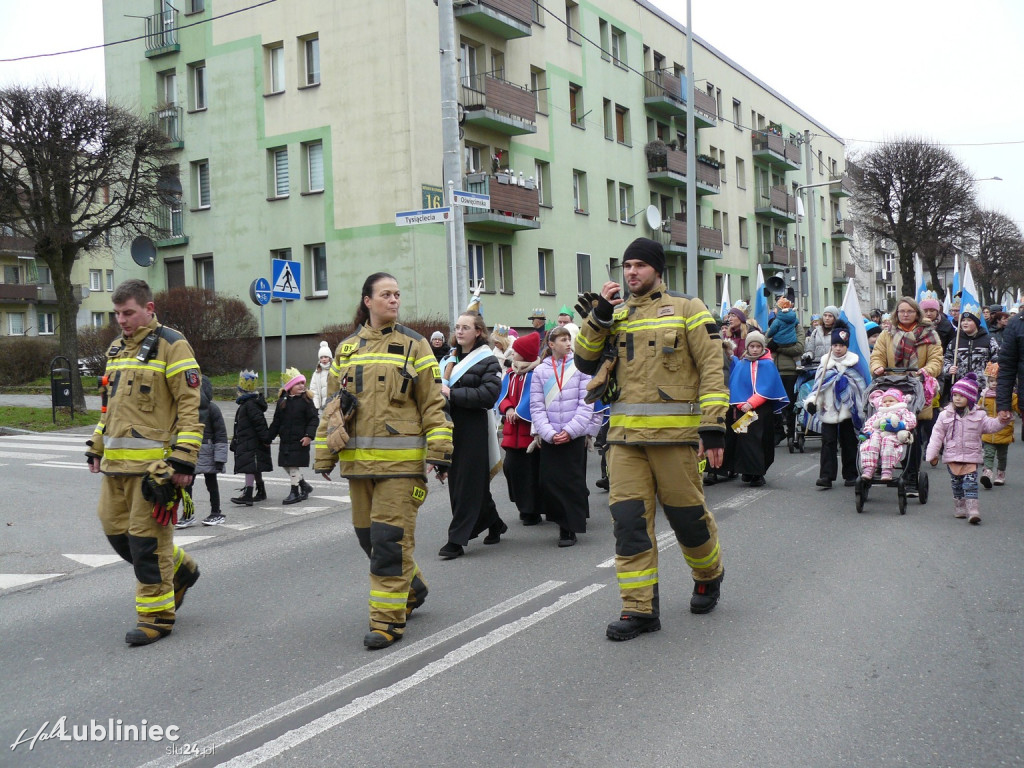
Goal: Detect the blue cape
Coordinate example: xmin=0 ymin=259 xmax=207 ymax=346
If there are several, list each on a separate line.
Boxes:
xmin=496 ymin=369 xmax=534 ymax=421
xmin=728 ymin=356 xmax=789 ymax=414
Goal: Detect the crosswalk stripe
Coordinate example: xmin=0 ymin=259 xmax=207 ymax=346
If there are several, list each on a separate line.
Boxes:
xmin=0 ymin=451 xmax=62 ymax=460
xmin=64 ymin=554 xmax=124 ymax=568
xmin=0 ymin=573 xmax=64 ymax=589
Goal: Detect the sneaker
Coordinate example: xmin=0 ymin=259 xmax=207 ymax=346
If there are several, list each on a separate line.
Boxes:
xmin=816 ymin=477 xmax=833 ymax=488
xmin=994 ymin=471 xmax=1006 ymax=486
xmin=980 ymin=468 xmax=993 ymax=489
xmin=690 ymin=572 xmax=724 ymax=614
xmin=174 ymin=517 xmax=196 ymax=529
xmin=904 ymin=475 xmax=920 ymax=497
xmin=606 ymin=613 xmax=661 ymax=641
xmin=202 ymin=513 xmax=226 ymax=526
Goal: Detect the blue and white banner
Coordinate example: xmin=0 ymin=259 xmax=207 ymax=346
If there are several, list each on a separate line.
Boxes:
xmin=960 ymin=261 xmax=988 ymax=331
xmin=720 ymin=274 xmax=731 ymax=318
xmin=839 ymin=279 xmax=872 ymax=384
xmin=754 ymin=264 xmax=769 ymax=331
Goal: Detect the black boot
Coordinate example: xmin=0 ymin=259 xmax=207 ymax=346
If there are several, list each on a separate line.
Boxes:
xmin=298 ymin=478 xmax=313 ymax=499
xmin=606 ymin=613 xmax=661 ymax=641
xmin=690 ymin=572 xmax=724 ymax=614
xmin=282 ymin=486 xmax=303 ymax=505
xmin=230 ymin=487 xmax=254 ymax=506
xmin=252 ymin=482 xmax=267 ymax=502
xmin=483 ymin=519 xmax=508 ymax=545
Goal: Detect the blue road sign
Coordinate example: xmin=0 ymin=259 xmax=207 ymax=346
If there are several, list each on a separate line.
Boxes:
xmin=249 ymin=277 xmax=272 ymax=306
xmin=271 ymin=259 xmax=301 ymax=300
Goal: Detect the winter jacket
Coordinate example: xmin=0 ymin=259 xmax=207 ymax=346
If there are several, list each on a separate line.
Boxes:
xmin=766 ymin=309 xmax=798 ymax=346
xmin=448 ymin=342 xmax=503 ymax=413
xmin=309 ymin=364 xmax=330 ymax=411
xmin=195 ymin=376 xmax=228 ymax=475
xmin=772 ymin=321 xmax=805 ymax=377
xmin=943 ymin=329 xmax=999 ymax=381
xmin=529 ymin=354 xmax=599 ymax=442
xmin=979 ymin=389 xmax=1017 ymax=445
xmin=870 ymin=323 xmax=944 ymax=420
xmin=268 ymin=391 xmax=319 ymax=468
xmin=232 ymin=392 xmax=273 ymax=475
xmin=997 ymin=313 xmax=1024 ymax=414
xmin=497 ymin=358 xmax=540 ymax=450
xmin=933 ymin=314 xmax=955 ymax=352
xmin=806 ymin=323 xmax=838 ymax=365
xmin=804 ymin=351 xmax=867 ymax=425
xmin=574 ymin=282 xmax=728 ymax=448
xmin=925 ymin=404 xmax=1004 ymax=465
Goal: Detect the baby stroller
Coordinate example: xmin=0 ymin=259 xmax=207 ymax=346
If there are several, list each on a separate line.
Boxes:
xmin=854 ymin=369 xmax=930 ymax=515
xmin=789 ymin=364 xmax=820 ymax=453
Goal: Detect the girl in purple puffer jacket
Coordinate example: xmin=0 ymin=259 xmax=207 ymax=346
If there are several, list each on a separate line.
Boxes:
xmin=530 ymin=326 xmax=601 ymax=548
xmin=926 ymin=372 xmax=1004 ymax=525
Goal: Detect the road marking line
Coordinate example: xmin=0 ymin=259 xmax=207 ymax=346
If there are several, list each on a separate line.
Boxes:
xmin=0 ymin=451 xmax=61 ymax=460
xmin=139 ymin=580 xmax=566 ymax=768
xmin=0 ymin=573 xmax=64 ymax=589
xmin=63 ymin=554 xmax=123 ymax=568
xmin=795 ymin=464 xmax=818 ymax=477
xmin=173 ymin=535 xmax=215 ymax=545
xmin=218 ymin=584 xmax=606 ymax=768
xmin=29 ymin=462 xmax=91 ymax=469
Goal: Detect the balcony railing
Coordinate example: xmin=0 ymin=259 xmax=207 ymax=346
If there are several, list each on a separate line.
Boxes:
xmin=692 ymin=88 xmax=718 ymax=128
xmin=0 ymin=282 xmax=38 ymax=301
xmin=829 ymin=175 xmax=854 ymax=197
xmin=0 ymin=234 xmax=35 ymax=256
xmin=751 ymin=131 xmax=802 ymax=171
xmin=646 ymin=149 xmax=721 ymax=194
xmin=453 ymin=0 xmax=533 ymax=38
xmin=462 ymin=172 xmax=540 ymax=231
xmin=155 ymin=206 xmax=185 ymax=241
xmin=460 ymin=73 xmax=537 ymax=135
xmin=144 ymin=9 xmax=179 ymax=55
xmin=755 ymin=186 xmax=798 ymax=222
xmin=831 ymin=220 xmax=854 ymax=240
xmin=761 ymin=244 xmax=796 ymax=267
xmin=152 ymin=105 xmax=183 ymax=145
xmin=664 ymin=217 xmax=724 ymax=258
xmin=643 ymin=70 xmax=685 ymax=117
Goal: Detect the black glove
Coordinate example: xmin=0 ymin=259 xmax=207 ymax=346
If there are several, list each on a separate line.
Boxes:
xmin=805 ymin=402 xmax=817 ymax=415
xmin=574 ymin=291 xmax=601 ymax=321
xmin=591 ymin=294 xmax=616 ymax=324
xmin=699 ymin=429 xmax=725 ymax=452
xmin=339 ymin=388 xmax=358 ymax=419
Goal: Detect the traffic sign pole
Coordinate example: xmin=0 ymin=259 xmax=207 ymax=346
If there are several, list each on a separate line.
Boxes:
xmin=249 ymin=278 xmax=272 ymax=397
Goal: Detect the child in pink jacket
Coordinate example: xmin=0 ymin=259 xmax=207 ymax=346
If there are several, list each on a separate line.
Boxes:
xmin=926 ymin=372 xmax=1004 ymax=524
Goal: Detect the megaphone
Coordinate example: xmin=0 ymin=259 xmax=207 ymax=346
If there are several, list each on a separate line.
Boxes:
xmin=765 ymin=273 xmax=787 ymax=296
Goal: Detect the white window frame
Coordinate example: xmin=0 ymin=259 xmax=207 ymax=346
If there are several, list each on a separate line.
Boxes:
xmin=271 ymin=148 xmax=289 ymax=198
xmin=307 ymin=243 xmax=328 ymax=295
xmin=267 ymin=44 xmax=285 ymax=94
xmin=193 ymin=159 xmax=211 ymax=208
xmin=7 ymin=312 xmax=25 ymax=335
xmin=538 ymin=249 xmax=554 ymax=293
xmin=576 ymin=252 xmax=592 ymax=294
xmin=191 ymin=62 xmax=207 ymax=110
xmin=572 ymin=170 xmax=587 ymax=213
xmin=105 ymin=270 xmax=114 ymax=292
xmin=303 ymin=36 xmax=320 ymax=86
xmin=618 ymin=183 xmax=633 ymax=224
xmin=305 ymin=141 xmax=324 ymax=192
xmin=91 ymin=312 xmax=105 ymax=329
xmin=194 ymin=255 xmax=215 ymax=291
xmin=468 ymin=242 xmax=485 ymax=287
xmin=89 ymin=269 xmax=102 ymax=292
xmin=37 ymin=312 xmax=55 ymax=335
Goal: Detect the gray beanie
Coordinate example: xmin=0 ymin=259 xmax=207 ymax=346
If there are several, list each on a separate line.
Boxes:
xmin=822 ymin=305 xmax=840 ymax=320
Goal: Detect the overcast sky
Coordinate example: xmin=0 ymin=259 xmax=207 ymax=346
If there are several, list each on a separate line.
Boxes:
xmin=2 ymin=0 xmax=1022 ymax=230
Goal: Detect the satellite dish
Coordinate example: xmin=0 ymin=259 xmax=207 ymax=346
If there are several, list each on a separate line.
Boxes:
xmin=130 ymin=236 xmax=157 ymax=267
xmin=645 ymin=205 xmax=662 ymax=231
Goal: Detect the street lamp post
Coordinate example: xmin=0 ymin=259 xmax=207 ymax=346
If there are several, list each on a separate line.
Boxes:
xmin=794 ymin=178 xmax=844 ymax=323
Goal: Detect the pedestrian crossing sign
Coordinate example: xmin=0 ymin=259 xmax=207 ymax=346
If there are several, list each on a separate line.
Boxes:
xmin=272 ymin=259 xmax=302 ymax=300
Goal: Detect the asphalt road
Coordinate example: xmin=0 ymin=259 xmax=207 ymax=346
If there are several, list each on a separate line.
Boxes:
xmin=2 ymin=425 xmax=1022 ymax=767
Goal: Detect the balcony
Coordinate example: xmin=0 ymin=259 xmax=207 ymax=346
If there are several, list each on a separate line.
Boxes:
xmin=831 ymin=220 xmax=854 ymax=241
xmin=761 ymin=244 xmax=797 ymax=267
xmin=643 ymin=71 xmax=716 ymax=127
xmin=154 ymin=206 xmax=188 ymax=246
xmin=751 ymin=131 xmax=802 ymax=172
xmin=833 ymin=262 xmax=857 ymax=280
xmin=755 ymin=186 xmax=798 ymax=223
xmin=646 ymin=149 xmax=721 ymax=195
xmin=656 ymin=216 xmax=724 ymax=260
xmin=453 ymin=0 xmax=532 ymax=39
xmin=0 ymin=234 xmax=34 ymax=257
xmin=829 ymin=175 xmax=854 ymax=198
xmin=0 ymin=282 xmax=38 ymax=302
xmin=462 ymin=173 xmax=540 ymax=232
xmin=460 ymin=74 xmax=536 ymax=135
xmin=144 ymin=9 xmax=180 ymax=57
xmin=152 ymin=105 xmax=183 ymax=149
xmin=875 ymin=270 xmax=891 ymax=283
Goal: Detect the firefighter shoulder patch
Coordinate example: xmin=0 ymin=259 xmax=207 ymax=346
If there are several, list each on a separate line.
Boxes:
xmin=185 ymin=369 xmax=201 ymax=388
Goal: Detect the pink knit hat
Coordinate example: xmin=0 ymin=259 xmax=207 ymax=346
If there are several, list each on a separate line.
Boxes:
xmin=880 ymin=388 xmax=905 ymax=403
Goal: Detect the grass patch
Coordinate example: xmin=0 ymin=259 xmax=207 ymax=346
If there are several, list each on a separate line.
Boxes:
xmin=0 ymin=406 xmax=96 ymax=432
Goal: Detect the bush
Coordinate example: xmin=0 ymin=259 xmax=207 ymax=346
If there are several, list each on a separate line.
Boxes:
xmin=319 ymin=314 xmax=448 ymax=351
xmin=154 ymin=287 xmax=259 ymax=375
xmin=77 ymin=324 xmax=120 ymax=374
xmin=0 ymin=337 xmax=60 ymax=385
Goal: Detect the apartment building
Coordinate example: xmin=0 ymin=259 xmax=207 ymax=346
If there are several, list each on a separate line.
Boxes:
xmin=102 ymin=0 xmax=851 ymax=342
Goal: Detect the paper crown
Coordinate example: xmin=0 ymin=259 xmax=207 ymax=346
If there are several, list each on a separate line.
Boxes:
xmin=528 ymin=307 xmax=546 ymax=319
xmin=281 ymin=367 xmax=305 ymax=391
xmin=920 ymin=290 xmax=939 ymax=301
xmin=558 ymin=304 xmax=574 ymax=318
xmin=492 ymin=323 xmax=510 ymax=338
xmin=961 ymin=301 xmax=982 ymax=319
xmin=237 ymin=370 xmax=258 ymax=392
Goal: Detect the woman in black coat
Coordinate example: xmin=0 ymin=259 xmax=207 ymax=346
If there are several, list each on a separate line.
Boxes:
xmin=439 ymin=311 xmax=505 ymax=559
xmin=231 ymin=372 xmax=273 ymax=506
xmin=268 ymin=369 xmax=320 ymax=505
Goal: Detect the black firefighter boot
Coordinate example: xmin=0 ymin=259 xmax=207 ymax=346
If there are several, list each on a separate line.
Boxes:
xmin=252 ymin=481 xmax=268 ymax=503
xmin=606 ymin=613 xmax=661 ymax=641
xmin=282 ymin=485 xmax=303 ymax=505
xmin=231 ymin=486 xmax=254 ymax=506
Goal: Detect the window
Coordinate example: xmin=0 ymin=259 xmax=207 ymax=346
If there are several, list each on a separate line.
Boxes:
xmin=538 ymin=249 xmax=555 ymax=293
xmin=498 ymin=245 xmax=513 ymax=292
xmin=818 ymin=149 xmax=824 ymax=176
xmin=611 ymin=27 xmax=626 ymax=67
xmin=722 ymin=212 xmax=730 ymax=245
xmin=738 ymin=216 xmax=748 ymax=248
xmin=270 ymin=147 xmax=289 ymax=198
xmin=569 ymin=83 xmax=583 ymax=127
xmin=158 ymin=69 xmax=177 ymax=107
xmin=271 ymin=247 xmax=292 ymax=261
xmin=735 ymin=157 xmax=746 ymax=189
xmin=618 ymin=183 xmax=634 ymax=224
xmin=464 ymin=143 xmax=484 ymax=175
xmin=572 ymin=170 xmax=588 ymax=213
xmin=192 ymin=159 xmax=210 ymax=208
xmin=305 ymin=141 xmax=324 ymax=192
xmin=460 ymin=41 xmax=478 ymax=83
xmin=165 ymin=259 xmax=185 ymax=289
xmin=599 ymin=20 xmax=610 ymax=61
xmin=615 ymin=105 xmax=630 ymax=144
xmin=885 ymin=283 xmax=897 ymax=301
xmin=530 ymin=67 xmax=548 ymax=114
xmin=194 ymin=255 xmax=214 ymax=290
xmin=91 ymin=312 xmax=105 ymax=328
xmin=266 ymin=44 xmax=285 ymax=94
xmin=302 ymin=35 xmax=320 ymax=86
xmin=535 ymin=160 xmax=550 ymax=207
xmin=37 ymin=266 xmax=51 ymax=284
xmin=37 ymin=312 xmax=55 ymax=335
xmin=188 ymin=62 xmax=206 ymax=111
xmin=8 ymin=312 xmax=25 ymax=335
xmin=490 ymin=51 xmax=504 ymax=79
xmin=89 ymin=269 xmax=102 ymax=291
xmin=605 ymin=179 xmax=616 ymax=221
xmin=732 ymin=98 xmax=741 ymax=129
xmin=307 ymin=243 xmax=328 ymax=295
xmin=576 ymin=252 xmax=592 ymax=294
xmin=565 ymin=2 xmax=581 ymax=44
xmin=187 ymin=0 xmax=204 ymax=12
xmin=532 ymin=0 xmax=543 ymax=24
xmin=884 ymin=252 xmax=897 ymax=274
xmin=106 ymin=270 xmax=114 ymax=292
xmin=468 ymin=242 xmax=485 ymax=287
xmin=603 ymin=99 xmax=613 ymax=140
xmin=3 ymin=265 xmax=19 ymax=284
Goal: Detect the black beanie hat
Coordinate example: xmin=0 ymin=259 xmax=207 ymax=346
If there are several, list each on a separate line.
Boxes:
xmin=622 ymin=237 xmax=666 ymax=275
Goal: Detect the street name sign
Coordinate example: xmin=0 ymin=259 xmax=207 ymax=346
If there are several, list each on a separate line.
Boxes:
xmin=451 ymin=190 xmax=490 ymax=209
xmin=395 ymin=207 xmax=451 ymax=226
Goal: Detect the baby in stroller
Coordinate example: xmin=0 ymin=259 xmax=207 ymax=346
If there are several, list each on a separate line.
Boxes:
xmin=859 ymin=388 xmax=918 ymax=481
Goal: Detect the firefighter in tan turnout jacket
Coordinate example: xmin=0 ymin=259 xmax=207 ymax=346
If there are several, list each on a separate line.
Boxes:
xmin=86 ymin=280 xmax=204 ymax=646
xmin=574 ymin=238 xmax=728 ymax=641
xmin=315 ymin=272 xmax=453 ymax=649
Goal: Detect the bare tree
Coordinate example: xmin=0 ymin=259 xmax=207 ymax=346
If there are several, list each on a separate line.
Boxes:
xmin=852 ymin=138 xmax=977 ymax=299
xmin=0 ymin=85 xmax=175 ymax=408
xmin=969 ymin=209 xmax=1024 ymax=305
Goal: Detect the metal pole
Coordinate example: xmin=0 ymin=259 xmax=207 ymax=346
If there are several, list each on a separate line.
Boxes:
xmin=447 ymin=180 xmax=461 ymax=326
xmin=439 ymin=0 xmax=468 ymax=328
xmin=280 ymin=299 xmax=286 ymax=386
xmin=804 ymin=130 xmax=821 ymax=314
xmin=260 ymin=303 xmax=268 ymax=399
xmin=684 ymin=0 xmax=698 ymax=297
xmin=794 ymin=204 xmax=805 ymax=323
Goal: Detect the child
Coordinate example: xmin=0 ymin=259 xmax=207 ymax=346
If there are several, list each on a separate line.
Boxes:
xmin=765 ymin=297 xmax=798 ymax=348
xmin=804 ymin=327 xmax=868 ymax=488
xmin=268 ymin=368 xmax=320 ymax=505
xmin=859 ymin=388 xmax=917 ymax=482
xmin=925 ymin=372 xmax=1004 ymax=524
xmin=231 ymin=370 xmax=272 ymax=506
xmin=979 ymin=361 xmax=1017 ymax=488
xmin=309 ymin=340 xmax=333 ymax=416
xmin=177 ymin=375 xmax=229 ymax=527
xmin=497 ymin=331 xmax=544 ymax=525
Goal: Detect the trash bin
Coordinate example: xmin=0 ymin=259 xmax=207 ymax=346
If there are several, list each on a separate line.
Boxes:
xmin=50 ymin=356 xmax=74 ymax=422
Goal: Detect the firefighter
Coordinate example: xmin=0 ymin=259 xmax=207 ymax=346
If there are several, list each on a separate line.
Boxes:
xmin=314 ymin=272 xmax=452 ymax=650
xmin=86 ymin=279 xmax=203 ymax=645
xmin=574 ymin=238 xmax=728 ymax=641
